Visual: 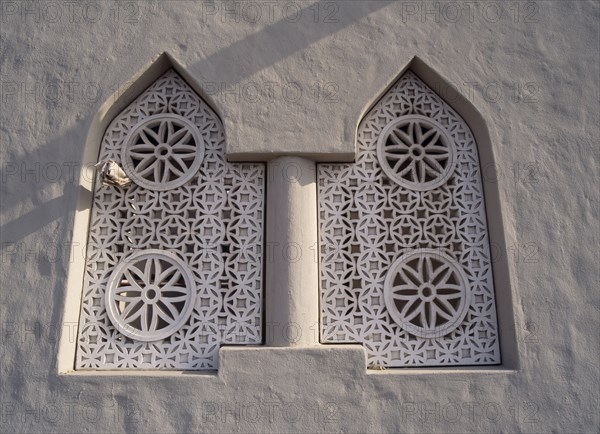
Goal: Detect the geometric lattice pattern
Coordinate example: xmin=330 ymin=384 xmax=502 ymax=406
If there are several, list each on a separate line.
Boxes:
xmin=76 ymin=70 xmax=264 ymax=370
xmin=318 ymin=71 xmax=501 ymax=367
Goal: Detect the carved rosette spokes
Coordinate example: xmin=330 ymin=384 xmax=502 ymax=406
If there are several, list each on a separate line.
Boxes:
xmin=384 ymin=250 xmax=470 ymax=339
xmin=377 ymin=115 xmax=456 ymax=191
xmin=318 ymin=71 xmax=501 ymax=367
xmin=122 ymin=114 xmax=204 ymax=191
xmin=75 ymin=70 xmax=265 ymax=370
xmin=106 ymin=250 xmax=196 ymax=341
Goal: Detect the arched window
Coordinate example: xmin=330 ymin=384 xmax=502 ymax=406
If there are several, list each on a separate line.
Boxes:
xmin=318 ymin=71 xmax=501 ymax=367
xmin=75 ymin=70 xmax=265 ymax=370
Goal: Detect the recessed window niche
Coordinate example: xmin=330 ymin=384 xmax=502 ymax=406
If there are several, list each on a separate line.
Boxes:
xmin=318 ymin=68 xmax=511 ymax=368
xmin=72 ymin=68 xmax=265 ymax=370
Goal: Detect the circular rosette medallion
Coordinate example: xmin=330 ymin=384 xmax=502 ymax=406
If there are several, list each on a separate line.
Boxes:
xmin=383 ymin=249 xmax=471 ymax=338
xmin=376 ymin=115 xmax=456 ymax=191
xmin=105 ymin=250 xmax=196 ymax=341
xmin=122 ymin=114 xmax=204 ymax=191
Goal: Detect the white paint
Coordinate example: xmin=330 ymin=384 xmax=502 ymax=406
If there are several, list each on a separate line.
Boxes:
xmin=265 ymin=157 xmax=319 ymax=347
xmin=1 ymin=1 xmax=598 ymax=432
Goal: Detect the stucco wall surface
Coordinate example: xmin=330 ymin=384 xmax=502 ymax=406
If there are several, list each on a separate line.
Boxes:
xmin=0 ymin=1 xmax=599 ymax=432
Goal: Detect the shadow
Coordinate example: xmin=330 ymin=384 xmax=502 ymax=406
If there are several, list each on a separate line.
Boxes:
xmin=188 ymin=1 xmax=394 ymax=82
xmin=1 ymin=1 xmax=393 ymax=246
xmin=0 ymin=1 xmax=395 ymax=380
xmin=0 ymin=184 xmax=93 ymax=245
xmin=0 ymin=109 xmax=95 ymax=244
xmin=0 ymin=112 xmax=93 ymax=209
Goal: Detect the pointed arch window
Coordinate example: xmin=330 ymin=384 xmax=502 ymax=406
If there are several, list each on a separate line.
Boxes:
xmin=318 ymin=71 xmax=501 ymax=367
xmin=75 ymin=70 xmax=265 ymax=370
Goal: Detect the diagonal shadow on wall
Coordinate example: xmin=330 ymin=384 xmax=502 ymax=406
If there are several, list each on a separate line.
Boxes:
xmin=188 ymin=1 xmax=394 ymax=82
xmin=0 ymin=1 xmax=393 ymax=245
xmin=0 ymin=116 xmax=92 ymax=246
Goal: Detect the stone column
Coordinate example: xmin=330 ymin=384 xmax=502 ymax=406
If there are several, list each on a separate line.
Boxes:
xmin=265 ymin=156 xmax=319 ymax=347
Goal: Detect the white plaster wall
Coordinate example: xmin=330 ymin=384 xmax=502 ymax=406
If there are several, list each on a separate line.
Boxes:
xmin=0 ymin=1 xmax=598 ymax=432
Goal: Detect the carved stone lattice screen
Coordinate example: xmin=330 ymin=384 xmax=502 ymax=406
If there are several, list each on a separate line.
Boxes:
xmin=318 ymin=71 xmax=501 ymax=367
xmin=76 ymin=70 xmax=265 ymax=370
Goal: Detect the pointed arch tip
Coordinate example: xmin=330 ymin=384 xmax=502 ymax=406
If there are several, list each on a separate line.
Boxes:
xmin=358 ymin=56 xmax=490 ymax=147
xmin=81 ymin=52 xmax=223 ymax=188
xmin=356 ymin=56 xmax=496 ymax=182
xmin=64 ymin=64 xmax=267 ymax=372
xmin=352 ymin=57 xmax=519 ymax=370
xmin=93 ymin=51 xmax=223 ymax=132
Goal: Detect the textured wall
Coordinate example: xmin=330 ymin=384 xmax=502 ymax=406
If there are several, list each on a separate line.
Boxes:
xmin=1 ymin=1 xmax=598 ymax=432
